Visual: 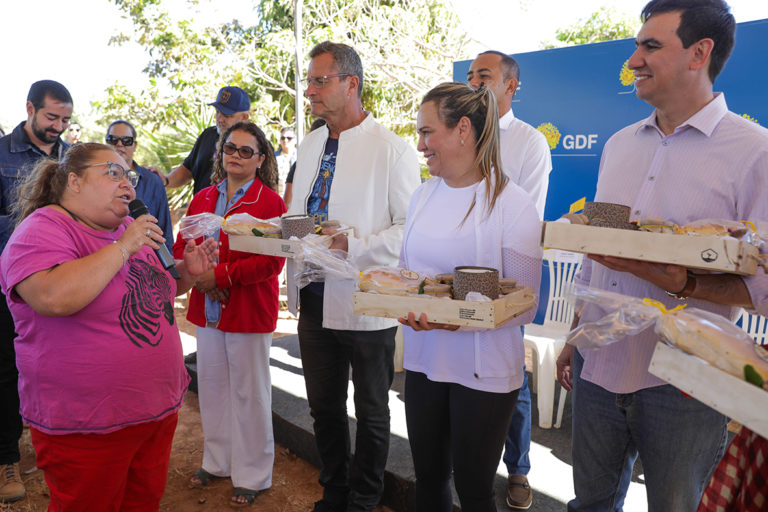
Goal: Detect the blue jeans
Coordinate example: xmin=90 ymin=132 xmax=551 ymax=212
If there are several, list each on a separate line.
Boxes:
xmin=502 ymin=368 xmax=531 ymax=475
xmin=568 ymin=349 xmax=727 ymax=512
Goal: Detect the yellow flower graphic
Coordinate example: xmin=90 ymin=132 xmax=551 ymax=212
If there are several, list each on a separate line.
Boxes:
xmin=537 ymin=122 xmax=561 ymax=150
xmin=619 ymin=59 xmax=635 ymax=86
xmin=742 ymin=113 xmax=760 ymax=125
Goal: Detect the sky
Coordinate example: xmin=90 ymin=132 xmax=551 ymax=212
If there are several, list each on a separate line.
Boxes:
xmin=1 ymin=0 xmax=767 ymax=131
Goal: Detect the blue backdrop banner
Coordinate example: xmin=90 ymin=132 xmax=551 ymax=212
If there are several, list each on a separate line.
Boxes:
xmin=453 ymin=19 xmax=768 ymax=222
xmin=453 ymin=19 xmax=768 ymax=323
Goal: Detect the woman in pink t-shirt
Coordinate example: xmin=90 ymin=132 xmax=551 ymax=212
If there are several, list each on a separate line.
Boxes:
xmin=0 ymin=142 xmax=217 ymax=511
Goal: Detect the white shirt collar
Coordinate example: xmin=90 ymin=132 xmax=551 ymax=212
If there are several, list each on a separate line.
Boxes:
xmin=498 ymin=108 xmax=516 ymax=131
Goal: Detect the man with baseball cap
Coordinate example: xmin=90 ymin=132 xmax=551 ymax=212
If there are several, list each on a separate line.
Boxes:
xmin=160 ymin=86 xmax=251 ymax=194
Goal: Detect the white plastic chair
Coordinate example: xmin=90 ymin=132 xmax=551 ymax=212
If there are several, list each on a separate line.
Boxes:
xmin=524 ymin=249 xmax=583 ymax=429
xmin=737 ymin=309 xmax=768 ymax=345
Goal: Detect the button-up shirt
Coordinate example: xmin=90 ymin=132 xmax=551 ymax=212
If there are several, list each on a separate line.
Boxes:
xmin=133 ymin=162 xmax=174 ymax=253
xmin=0 ymin=122 xmax=68 ymax=254
xmin=577 ymin=93 xmax=768 ymax=393
xmin=498 ymin=109 xmax=552 ymax=218
xmin=205 ymin=178 xmax=254 ymax=323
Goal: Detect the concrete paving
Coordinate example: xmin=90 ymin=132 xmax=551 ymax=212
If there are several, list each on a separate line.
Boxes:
xmin=266 ymin=334 xmax=651 ymax=512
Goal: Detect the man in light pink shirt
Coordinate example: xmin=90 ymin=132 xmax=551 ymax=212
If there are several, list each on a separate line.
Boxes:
xmin=556 ymin=0 xmax=768 ymax=510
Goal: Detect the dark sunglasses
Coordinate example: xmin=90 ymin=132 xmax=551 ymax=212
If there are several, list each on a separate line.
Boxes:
xmin=105 ymin=134 xmax=135 ymax=146
xmin=280 ymin=136 xmax=294 ymax=141
xmin=222 ymin=142 xmax=261 ymax=159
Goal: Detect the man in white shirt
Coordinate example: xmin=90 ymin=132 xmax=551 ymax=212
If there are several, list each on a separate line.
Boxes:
xmin=467 ymin=50 xmax=552 ymax=510
xmin=288 ymin=41 xmax=420 ymax=512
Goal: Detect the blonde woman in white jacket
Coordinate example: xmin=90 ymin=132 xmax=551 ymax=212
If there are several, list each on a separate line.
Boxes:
xmin=399 ymin=82 xmax=542 ymax=512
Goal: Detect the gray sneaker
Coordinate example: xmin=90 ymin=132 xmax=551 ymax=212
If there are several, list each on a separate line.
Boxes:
xmin=506 ymin=474 xmax=532 ymax=510
xmin=0 ymin=463 xmax=25 ymax=503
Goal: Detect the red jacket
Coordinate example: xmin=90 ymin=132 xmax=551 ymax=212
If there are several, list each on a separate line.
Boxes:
xmin=173 ymin=179 xmax=287 ymax=333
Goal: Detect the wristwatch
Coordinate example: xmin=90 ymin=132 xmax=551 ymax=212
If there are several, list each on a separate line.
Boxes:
xmin=163 ymin=175 xmax=170 ymax=187
xmin=665 ymin=272 xmax=697 ymax=299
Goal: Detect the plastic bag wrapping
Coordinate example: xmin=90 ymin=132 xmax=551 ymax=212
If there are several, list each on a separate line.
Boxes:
xmin=654 ymin=306 xmax=768 ymax=383
xmin=636 ymin=217 xmax=764 ymax=245
xmin=565 ymin=285 xmax=662 ymax=349
xmin=227 ymin=213 xmax=280 ymax=227
xmin=180 ymin=213 xmax=282 ymax=239
xmin=180 ymin=213 xmax=225 ymax=239
xmin=357 ymin=266 xmax=434 ymax=296
xmin=565 ymin=286 xmax=768 ymax=385
xmin=294 ymin=235 xmax=358 ymax=288
xmin=223 ymin=214 xmax=281 ymax=236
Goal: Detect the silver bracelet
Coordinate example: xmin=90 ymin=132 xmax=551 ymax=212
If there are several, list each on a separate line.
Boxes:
xmin=114 ymin=240 xmax=129 ymax=266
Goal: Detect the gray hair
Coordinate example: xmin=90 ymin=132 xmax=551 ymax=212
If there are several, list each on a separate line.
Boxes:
xmin=309 ymin=41 xmax=364 ymax=97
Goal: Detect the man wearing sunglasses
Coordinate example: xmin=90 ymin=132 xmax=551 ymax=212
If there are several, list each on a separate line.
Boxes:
xmin=105 ymin=120 xmax=174 ymax=253
xmin=0 ymin=79 xmax=73 ymax=503
xmin=159 ymin=86 xmax=251 ymax=194
xmin=275 ymin=126 xmax=296 ymax=195
xmin=287 ymin=41 xmax=420 ymax=512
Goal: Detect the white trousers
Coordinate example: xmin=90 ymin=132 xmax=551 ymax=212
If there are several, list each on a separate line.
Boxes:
xmin=196 ymin=327 xmax=274 ymax=490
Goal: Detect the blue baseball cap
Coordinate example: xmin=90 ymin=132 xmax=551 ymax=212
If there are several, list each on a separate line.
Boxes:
xmin=208 ymin=86 xmax=250 ymax=115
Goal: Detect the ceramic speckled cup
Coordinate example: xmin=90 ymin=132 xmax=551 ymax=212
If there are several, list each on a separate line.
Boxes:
xmin=281 ymin=215 xmax=315 ymax=239
xmin=452 ymin=266 xmax=499 ymax=300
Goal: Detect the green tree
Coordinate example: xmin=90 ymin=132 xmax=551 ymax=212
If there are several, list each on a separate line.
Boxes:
xmin=100 ymin=0 xmax=470 ymax=139
xmin=543 ymin=6 xmax=640 ymax=48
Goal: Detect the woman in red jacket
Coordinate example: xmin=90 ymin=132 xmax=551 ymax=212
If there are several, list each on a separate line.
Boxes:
xmin=173 ymin=122 xmax=286 ymax=507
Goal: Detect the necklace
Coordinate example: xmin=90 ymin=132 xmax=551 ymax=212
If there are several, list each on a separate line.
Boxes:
xmin=56 ymin=204 xmax=119 ymax=240
xmin=58 ymin=204 xmax=80 ymax=223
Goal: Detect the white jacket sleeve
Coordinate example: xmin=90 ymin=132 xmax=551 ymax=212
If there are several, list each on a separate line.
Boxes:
xmin=347 ymin=146 xmax=420 ymax=269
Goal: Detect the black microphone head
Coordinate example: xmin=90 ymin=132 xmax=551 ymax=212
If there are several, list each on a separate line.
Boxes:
xmin=129 ymin=199 xmax=149 ymax=218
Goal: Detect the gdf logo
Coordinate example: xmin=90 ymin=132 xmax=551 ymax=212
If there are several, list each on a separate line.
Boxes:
xmin=537 ymin=123 xmax=561 ymax=150
xmin=562 ymin=134 xmax=599 ymax=150
xmin=742 ymin=113 xmax=760 ymax=125
xmin=619 ymin=59 xmax=637 ymax=95
xmin=537 ymin=123 xmax=598 ymax=151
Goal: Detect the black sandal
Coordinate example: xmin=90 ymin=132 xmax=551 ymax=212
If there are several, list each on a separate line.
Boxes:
xmin=230 ymin=487 xmax=259 ymax=508
xmin=189 ymin=468 xmax=219 ymax=488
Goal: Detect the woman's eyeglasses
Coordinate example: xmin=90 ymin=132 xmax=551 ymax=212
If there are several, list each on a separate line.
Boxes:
xmin=222 ymin=142 xmax=261 ymax=159
xmin=105 ymin=134 xmax=135 ymax=147
xmin=79 ymin=161 xmax=139 ymax=188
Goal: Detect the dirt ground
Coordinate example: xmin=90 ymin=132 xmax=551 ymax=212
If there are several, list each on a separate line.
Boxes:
xmin=1 ymin=297 xmax=392 ymax=512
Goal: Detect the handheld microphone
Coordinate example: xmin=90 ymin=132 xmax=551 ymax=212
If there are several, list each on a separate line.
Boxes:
xmin=129 ymin=199 xmax=181 ymax=279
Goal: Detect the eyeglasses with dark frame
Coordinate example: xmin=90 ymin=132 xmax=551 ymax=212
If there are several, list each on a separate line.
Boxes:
xmin=280 ymin=136 xmax=295 ymax=141
xmin=79 ymin=161 xmax=139 ymax=188
xmin=105 ymin=134 xmax=136 ymax=147
xmin=222 ymin=142 xmax=262 ymax=159
xmin=300 ymin=74 xmax=351 ymax=89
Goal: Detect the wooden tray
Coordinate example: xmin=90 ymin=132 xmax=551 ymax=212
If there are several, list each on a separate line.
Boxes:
xmin=353 ymin=286 xmax=536 ymax=329
xmin=649 ymin=342 xmax=768 ymax=439
xmin=228 ymin=234 xmax=302 ymax=258
xmin=541 ymin=222 xmax=759 ymax=275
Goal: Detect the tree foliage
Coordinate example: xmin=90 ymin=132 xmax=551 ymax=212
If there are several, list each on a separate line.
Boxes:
xmin=99 ymin=0 xmax=470 ymax=141
xmin=543 ymin=7 xmax=640 ymax=48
